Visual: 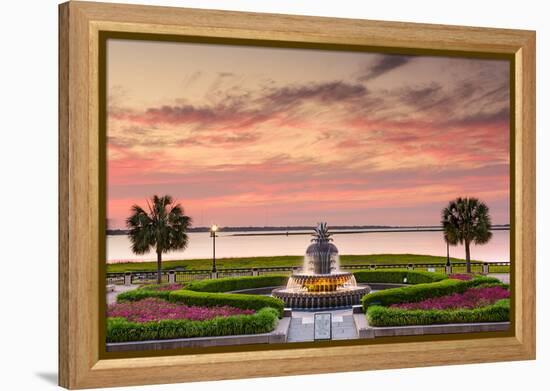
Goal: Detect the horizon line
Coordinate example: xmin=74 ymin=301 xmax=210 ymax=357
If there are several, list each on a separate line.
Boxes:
xmin=107 ymin=223 xmax=511 ymax=231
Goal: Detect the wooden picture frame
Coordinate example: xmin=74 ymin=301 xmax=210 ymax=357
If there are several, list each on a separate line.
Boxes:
xmin=59 ymin=1 xmax=536 ymax=389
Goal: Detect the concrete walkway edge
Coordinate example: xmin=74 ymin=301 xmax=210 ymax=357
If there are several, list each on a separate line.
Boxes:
xmin=353 ymin=314 xmax=510 ymax=338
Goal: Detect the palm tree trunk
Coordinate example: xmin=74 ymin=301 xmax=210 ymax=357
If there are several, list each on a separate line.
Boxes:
xmin=156 ymin=250 xmax=162 ymax=284
xmin=465 ymin=240 xmax=471 ymax=274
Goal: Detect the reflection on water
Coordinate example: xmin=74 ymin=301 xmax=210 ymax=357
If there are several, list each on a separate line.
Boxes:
xmin=107 ymin=229 xmax=510 ymax=263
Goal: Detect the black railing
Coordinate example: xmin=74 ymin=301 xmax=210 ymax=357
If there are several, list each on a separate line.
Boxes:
xmin=106 ymin=262 xmax=510 ymax=285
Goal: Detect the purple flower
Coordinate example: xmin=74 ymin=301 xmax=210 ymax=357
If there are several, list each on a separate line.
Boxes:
xmin=153 ymin=283 xmax=184 ymax=291
xmin=448 ymin=274 xmax=474 ymax=281
xmin=391 ymin=286 xmax=509 ymax=310
xmin=107 ymin=298 xmax=254 ymax=322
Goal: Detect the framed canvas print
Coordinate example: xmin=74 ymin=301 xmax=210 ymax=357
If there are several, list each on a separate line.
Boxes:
xmin=58 ymin=1 xmax=536 ymax=389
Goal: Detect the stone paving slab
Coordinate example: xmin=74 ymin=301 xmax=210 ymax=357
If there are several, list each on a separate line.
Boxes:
xmin=288 ymin=317 xmax=314 ymax=342
xmin=106 ymin=284 xmax=139 ymax=305
xmin=332 ymin=315 xmax=358 ymax=340
xmin=488 ymin=273 xmax=510 ymax=284
xmin=287 ymin=310 xmax=358 ymax=342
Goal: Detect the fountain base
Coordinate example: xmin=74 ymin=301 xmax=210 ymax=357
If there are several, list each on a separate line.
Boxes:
xmin=272 ymin=286 xmax=370 ymax=309
xmin=272 ymin=272 xmax=371 ymax=309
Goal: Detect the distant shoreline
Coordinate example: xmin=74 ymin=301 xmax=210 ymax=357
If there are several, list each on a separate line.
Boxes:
xmin=106 ymin=224 xmax=511 ymax=236
xmin=105 ymin=253 xmax=511 ymax=273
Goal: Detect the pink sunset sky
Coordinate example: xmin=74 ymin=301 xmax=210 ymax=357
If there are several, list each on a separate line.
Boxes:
xmin=106 ymin=39 xmax=510 ymax=229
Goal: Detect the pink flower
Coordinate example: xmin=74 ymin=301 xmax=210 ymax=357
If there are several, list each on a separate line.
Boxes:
xmin=391 ymin=286 xmax=509 ymax=310
xmin=448 ymin=274 xmax=474 ymax=281
xmin=153 ymin=283 xmax=184 ymax=291
xmin=107 ymin=298 xmax=254 ymax=322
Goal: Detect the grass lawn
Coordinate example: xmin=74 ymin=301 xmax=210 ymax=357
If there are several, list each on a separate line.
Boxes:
xmin=106 ymin=253 xmax=508 ymax=273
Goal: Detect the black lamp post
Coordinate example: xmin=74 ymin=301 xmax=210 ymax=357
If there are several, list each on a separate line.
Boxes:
xmin=444 ymin=217 xmax=451 ymax=268
xmin=210 ymin=224 xmax=218 ymax=273
xmin=446 ymin=238 xmax=451 ymax=267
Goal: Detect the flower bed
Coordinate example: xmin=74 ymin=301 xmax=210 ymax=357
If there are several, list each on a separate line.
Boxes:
xmin=117 ymin=287 xmax=173 ymax=302
xmin=361 ymin=275 xmax=501 ymax=311
xmin=448 ymin=273 xmax=474 ymax=281
xmin=367 ymin=299 xmax=509 ymax=327
xmin=140 ymin=283 xmax=185 ymax=291
xmin=117 ymin=277 xmax=286 ymax=317
xmin=107 ymin=307 xmax=279 ymax=342
xmin=363 ymin=276 xmax=510 ymax=327
xmin=108 ymin=298 xmax=254 ymax=322
xmin=391 ymin=286 xmax=509 ymax=310
xmin=109 ymin=276 xmax=286 ymax=342
xmin=169 ymin=289 xmax=285 ymax=316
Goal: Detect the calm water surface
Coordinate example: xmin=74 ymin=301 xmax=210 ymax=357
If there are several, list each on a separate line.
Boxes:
xmin=107 ymin=229 xmax=510 ymax=263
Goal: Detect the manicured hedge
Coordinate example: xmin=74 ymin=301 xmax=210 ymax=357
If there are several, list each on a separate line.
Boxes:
xmin=353 ymin=269 xmax=447 ymax=285
xmin=186 ymin=275 xmax=288 ymax=292
xmin=117 ymin=287 xmax=172 ymax=302
xmin=367 ymin=299 xmax=509 ymax=326
xmin=107 ymin=307 xmax=279 ymax=342
xmin=169 ymin=289 xmax=285 ymax=316
xmin=361 ymin=276 xmax=501 ymax=311
xmin=117 ymin=276 xmax=286 ymax=317
xmin=138 ymin=283 xmax=185 ymax=291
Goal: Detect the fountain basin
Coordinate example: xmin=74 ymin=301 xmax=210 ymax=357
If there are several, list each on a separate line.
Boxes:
xmin=272 ymin=284 xmax=370 ymax=309
xmin=272 ymin=222 xmax=371 ymax=309
xmin=272 ymin=271 xmax=371 ymax=309
xmin=285 ymin=271 xmax=358 ymax=292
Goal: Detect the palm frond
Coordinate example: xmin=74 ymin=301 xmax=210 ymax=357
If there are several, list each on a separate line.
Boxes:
xmin=441 ymin=197 xmax=493 ymax=249
xmin=125 ymin=195 xmax=192 ymax=255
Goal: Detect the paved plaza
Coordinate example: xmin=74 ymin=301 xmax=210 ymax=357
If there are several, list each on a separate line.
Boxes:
xmin=489 ymin=273 xmax=510 ymax=284
xmin=106 ymin=284 xmax=138 ymax=305
xmin=287 ymin=308 xmax=358 ymax=342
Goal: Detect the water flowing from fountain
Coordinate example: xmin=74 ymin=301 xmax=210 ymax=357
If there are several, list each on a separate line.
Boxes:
xmin=272 ymin=223 xmax=370 ymax=309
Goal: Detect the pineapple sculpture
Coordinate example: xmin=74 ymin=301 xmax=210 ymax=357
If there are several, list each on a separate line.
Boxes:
xmin=306 ymin=222 xmax=338 ymax=274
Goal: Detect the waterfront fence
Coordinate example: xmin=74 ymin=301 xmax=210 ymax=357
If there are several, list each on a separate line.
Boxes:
xmin=106 ymin=262 xmax=510 ymax=286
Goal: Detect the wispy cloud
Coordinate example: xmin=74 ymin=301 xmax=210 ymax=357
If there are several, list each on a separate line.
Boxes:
xmin=262 ymin=81 xmax=368 ymax=108
xmin=357 ymin=54 xmax=415 ymax=81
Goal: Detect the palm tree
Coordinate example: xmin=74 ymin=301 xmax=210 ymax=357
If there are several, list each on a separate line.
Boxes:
xmin=441 ymin=197 xmax=492 ymax=274
xmin=126 ymin=195 xmax=192 ymax=283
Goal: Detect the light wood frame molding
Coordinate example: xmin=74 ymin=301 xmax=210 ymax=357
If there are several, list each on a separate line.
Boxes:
xmin=59 ymin=1 xmax=536 ymax=389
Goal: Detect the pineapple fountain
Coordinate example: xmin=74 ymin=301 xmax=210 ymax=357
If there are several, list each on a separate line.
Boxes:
xmin=272 ymin=223 xmax=370 ymax=309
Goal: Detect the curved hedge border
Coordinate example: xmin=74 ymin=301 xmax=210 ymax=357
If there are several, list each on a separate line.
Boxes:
xmin=186 ymin=275 xmax=288 ymax=292
xmin=117 ymin=275 xmax=286 ymax=317
xmin=107 ymin=307 xmax=279 ymax=342
xmin=169 ymin=289 xmax=284 ymax=316
xmin=361 ymin=276 xmax=501 ymax=311
xmin=353 ymin=269 xmax=447 ymax=285
xmin=117 ymin=287 xmax=172 ymax=302
xmin=367 ymin=299 xmax=509 ymax=326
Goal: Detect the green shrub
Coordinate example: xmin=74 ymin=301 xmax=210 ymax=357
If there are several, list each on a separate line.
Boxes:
xmin=474 ymin=281 xmax=510 ymax=290
xmin=353 ymin=269 xmax=447 ymax=285
xmin=117 ymin=287 xmax=172 ymax=302
xmin=138 ymin=284 xmax=168 ymax=291
xmin=361 ymin=276 xmax=501 ymax=311
xmin=367 ymin=299 xmax=509 ymax=326
xmin=186 ymin=275 xmax=288 ymax=292
xmin=107 ymin=307 xmax=279 ymax=342
xmin=138 ymin=283 xmax=186 ymax=291
xmin=117 ymin=276 xmax=286 ymax=316
xmin=169 ymin=289 xmax=285 ymax=317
